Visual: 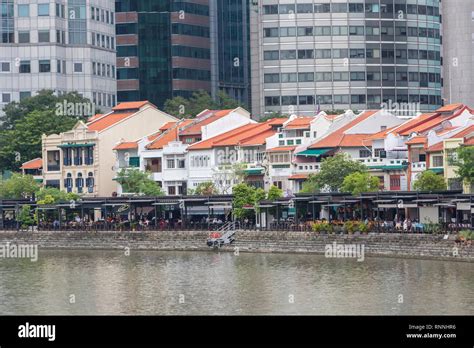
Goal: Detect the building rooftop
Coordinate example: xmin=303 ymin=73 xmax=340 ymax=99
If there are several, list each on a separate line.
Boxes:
xmin=20 ymin=158 xmax=42 ymax=170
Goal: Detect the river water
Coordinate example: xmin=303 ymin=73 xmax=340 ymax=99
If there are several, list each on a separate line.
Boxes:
xmin=0 ymin=250 xmax=472 ymax=315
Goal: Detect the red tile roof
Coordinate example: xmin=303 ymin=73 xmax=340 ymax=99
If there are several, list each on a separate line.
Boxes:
xmin=113 ymin=142 xmax=138 ymax=151
xmin=146 ymin=127 xmax=180 ymax=150
xmin=289 ymin=174 xmax=309 ymax=180
xmin=267 ymin=146 xmax=297 ymax=152
xmin=366 ymin=125 xmax=399 ymax=140
xmin=21 ymin=158 xmax=42 ymax=170
xmin=285 ymin=117 xmax=313 ymax=129
xmin=436 ymin=103 xmax=464 ymax=113
xmin=309 ymin=111 xmax=378 ymax=149
xmin=87 ymin=113 xmax=103 ymax=122
xmin=179 ymin=111 xmax=232 ymax=136
xmin=87 ymin=112 xmax=135 ymax=132
xmin=426 ymin=125 xmax=474 ymax=152
xmin=160 ymin=121 xmax=178 ymax=131
xmin=112 ymin=101 xmax=151 ymax=111
xmin=188 ymin=119 xmax=287 ymax=150
xmin=405 ymin=135 xmax=427 ymax=145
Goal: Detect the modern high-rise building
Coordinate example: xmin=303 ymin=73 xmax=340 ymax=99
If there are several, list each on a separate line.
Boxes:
xmin=210 ymin=0 xmax=251 ymax=108
xmin=0 ymin=0 xmax=117 ymax=112
xmin=441 ymin=0 xmax=474 ymax=107
xmin=115 ymin=0 xmax=212 ymax=107
xmin=115 ymin=0 xmax=252 ymax=110
xmin=250 ymin=0 xmax=443 ymax=117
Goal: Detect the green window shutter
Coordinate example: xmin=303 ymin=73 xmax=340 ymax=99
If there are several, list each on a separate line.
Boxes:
xmin=129 ymin=157 xmax=140 ymax=167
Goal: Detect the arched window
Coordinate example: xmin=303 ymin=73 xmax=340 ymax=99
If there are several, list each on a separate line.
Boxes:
xmin=64 ymin=173 xmax=73 ymax=193
xmin=86 ymin=172 xmax=94 ymax=193
xmin=76 ymin=173 xmax=84 ymax=193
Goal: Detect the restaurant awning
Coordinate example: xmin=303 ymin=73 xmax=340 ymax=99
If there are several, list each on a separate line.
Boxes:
xmin=428 ymin=167 xmax=444 ymax=174
xmin=297 ymin=148 xmax=331 ymax=157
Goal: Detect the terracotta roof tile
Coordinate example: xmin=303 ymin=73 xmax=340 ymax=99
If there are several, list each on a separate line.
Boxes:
xmin=436 ymin=103 xmax=464 ymax=113
xmin=112 ymin=101 xmax=150 ymax=111
xmin=21 ymin=158 xmax=42 ymax=170
xmin=309 ymin=110 xmax=378 ymax=149
xmin=146 ymin=127 xmax=179 ymax=150
xmin=426 ymin=142 xmax=444 ymax=153
xmin=87 ymin=112 xmax=134 ymax=132
xmin=405 ymin=135 xmax=427 ymax=145
xmin=267 ymin=146 xmax=296 ymax=152
xmin=188 ymin=119 xmax=287 ymax=150
xmin=285 ymin=117 xmax=313 ymax=129
xmin=426 ymin=125 xmax=474 ymax=152
xmin=113 ymin=142 xmax=138 ymax=151
xmin=288 ymin=174 xmax=309 ymax=180
xmin=87 ymin=113 xmax=103 ymax=122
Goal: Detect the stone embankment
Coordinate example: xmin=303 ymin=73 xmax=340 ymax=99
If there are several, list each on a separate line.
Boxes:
xmin=0 ymin=230 xmax=472 ymax=261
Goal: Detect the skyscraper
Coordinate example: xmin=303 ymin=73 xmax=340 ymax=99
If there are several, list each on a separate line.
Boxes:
xmin=442 ymin=0 xmax=474 ymax=107
xmin=0 ymin=0 xmax=117 ymax=111
xmin=210 ymin=0 xmax=251 ymax=108
xmin=115 ymin=0 xmax=212 ymax=107
xmin=250 ymin=0 xmax=443 ymax=117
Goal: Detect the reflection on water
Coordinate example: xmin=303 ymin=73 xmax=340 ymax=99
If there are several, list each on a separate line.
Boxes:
xmin=0 ymin=250 xmax=472 ymax=315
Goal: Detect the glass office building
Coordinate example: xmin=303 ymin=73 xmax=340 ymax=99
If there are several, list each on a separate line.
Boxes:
xmin=0 ymin=0 xmax=117 ymax=113
xmin=250 ymin=0 xmax=443 ymax=117
xmin=115 ymin=0 xmax=212 ymax=108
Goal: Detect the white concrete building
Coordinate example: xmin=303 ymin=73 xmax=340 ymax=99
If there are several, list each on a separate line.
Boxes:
xmin=0 ymin=0 xmax=116 ymax=114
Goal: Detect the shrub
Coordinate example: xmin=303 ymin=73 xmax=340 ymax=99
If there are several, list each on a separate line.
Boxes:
xmin=459 ymin=230 xmax=473 ymax=241
xmin=358 ymin=222 xmax=369 ymax=234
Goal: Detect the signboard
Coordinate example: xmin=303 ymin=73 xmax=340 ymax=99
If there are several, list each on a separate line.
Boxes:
xmin=457 ymin=202 xmax=471 ymax=211
xmin=400 ymin=175 xmax=408 ymax=191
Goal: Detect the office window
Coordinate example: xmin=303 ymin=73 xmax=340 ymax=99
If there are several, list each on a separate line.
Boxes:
xmin=298 ymin=49 xmax=314 ymax=59
xmin=19 ymin=60 xmax=31 ymax=73
xmin=314 ymin=3 xmax=330 ymax=13
xmin=281 ymin=73 xmax=297 ymax=83
xmin=279 ymin=4 xmax=295 ymax=14
xmin=299 ymin=95 xmax=314 ymax=105
xmin=1 ymin=62 xmax=10 ymax=72
xmin=315 ymin=49 xmax=331 ymax=59
xmin=2 ymin=93 xmax=11 ymax=103
xmin=264 ymin=73 xmax=279 ymax=83
xmin=298 ymin=72 xmax=314 ymax=82
xmin=265 ymin=96 xmax=280 ymax=106
xmin=19 ymin=91 xmax=31 ymax=100
xmin=297 ymin=4 xmax=313 ymax=13
xmin=38 ymin=30 xmax=50 ymax=43
xmin=280 ymin=27 xmax=296 ymax=37
xmin=39 ymin=60 xmax=51 ymax=73
xmin=18 ymin=31 xmax=30 ymax=43
xmin=297 ymin=27 xmax=313 ymax=36
xmin=18 ymin=4 xmax=29 ymax=17
xmin=74 ymin=63 xmax=82 ymax=72
xmin=38 ymin=3 xmax=49 ymax=16
xmin=280 ymin=50 xmax=296 ymax=59
xmin=334 ymin=95 xmax=349 ymax=104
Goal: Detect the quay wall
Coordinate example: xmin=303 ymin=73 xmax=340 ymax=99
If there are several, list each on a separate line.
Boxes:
xmin=0 ymin=230 xmax=472 ymax=262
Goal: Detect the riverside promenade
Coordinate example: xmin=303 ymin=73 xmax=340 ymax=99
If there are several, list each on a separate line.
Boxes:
xmin=0 ymin=230 xmax=472 ymax=262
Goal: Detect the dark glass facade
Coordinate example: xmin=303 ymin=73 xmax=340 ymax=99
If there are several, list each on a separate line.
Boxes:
xmin=213 ymin=0 xmax=251 ymax=107
xmin=116 ymin=0 xmax=212 ymax=107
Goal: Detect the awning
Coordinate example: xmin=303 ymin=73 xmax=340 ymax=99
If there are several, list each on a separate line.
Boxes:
xmin=368 ymin=165 xmax=407 ymax=171
xmin=428 ymin=167 xmax=444 ymax=174
xmin=245 ymin=168 xmax=264 ymax=175
xmin=57 ymin=143 xmax=95 ymax=148
xmin=297 ymin=148 xmax=331 ymax=157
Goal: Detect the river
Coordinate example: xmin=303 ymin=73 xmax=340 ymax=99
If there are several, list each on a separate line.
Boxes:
xmin=0 ymin=250 xmax=472 ymax=315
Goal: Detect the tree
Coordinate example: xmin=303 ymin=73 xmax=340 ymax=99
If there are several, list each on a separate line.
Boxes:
xmin=17 ymin=205 xmax=34 ymax=229
xmin=413 ymin=171 xmax=447 ymax=191
xmin=36 ymin=187 xmax=80 ymax=203
xmin=213 ymin=163 xmax=247 ymax=194
xmin=232 ymin=183 xmax=258 ymax=219
xmin=0 ymin=90 xmax=95 ymax=171
xmin=0 ymin=174 xmax=40 ymax=199
xmin=303 ymin=153 xmax=368 ymax=192
xmin=455 ymin=146 xmax=474 ymax=186
xmin=300 ymin=174 xmax=320 ymax=194
xmin=267 ymin=185 xmax=283 ymax=201
xmin=163 ymin=90 xmax=242 ymax=118
xmin=193 ymin=182 xmax=218 ymax=196
xmin=115 ymin=169 xmax=164 ymax=196
xmin=341 ymin=172 xmax=380 ymax=196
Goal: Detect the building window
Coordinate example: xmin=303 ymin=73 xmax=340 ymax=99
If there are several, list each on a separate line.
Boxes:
xmin=0 ymin=62 xmax=9 ymax=72
xmin=39 ymin=60 xmax=51 ymax=73
xmin=19 ymin=91 xmax=31 ymax=100
xmin=167 ymin=159 xmax=175 ymax=169
xmin=2 ymin=93 xmax=11 ymax=103
xmin=18 ymin=31 xmax=30 ymax=43
xmin=38 ymin=30 xmax=50 ymax=43
xmin=359 ymin=149 xmax=371 ymax=158
xmin=74 ymin=63 xmax=83 ymax=72
xmin=38 ymin=3 xmax=50 ymax=16
xmin=19 ymin=60 xmax=31 ymax=73
xmin=76 ymin=173 xmax=84 ymax=193
xmin=86 ymin=172 xmax=94 ymax=193
xmin=18 ymin=4 xmax=29 ymax=17
xmin=432 ymin=156 xmax=443 ymax=167
xmin=168 ymin=186 xmax=176 ymax=195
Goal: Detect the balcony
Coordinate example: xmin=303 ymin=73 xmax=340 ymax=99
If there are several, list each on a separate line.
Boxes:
xmin=411 ymin=162 xmax=427 ymax=171
xmin=358 ymin=158 xmax=408 ymax=170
